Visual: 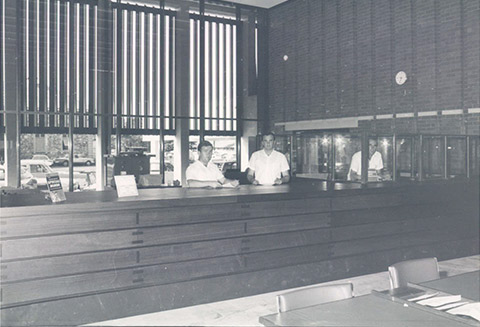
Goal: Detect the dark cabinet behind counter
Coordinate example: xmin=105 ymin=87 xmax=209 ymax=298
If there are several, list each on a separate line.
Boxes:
xmin=1 ymin=180 xmax=478 ymax=326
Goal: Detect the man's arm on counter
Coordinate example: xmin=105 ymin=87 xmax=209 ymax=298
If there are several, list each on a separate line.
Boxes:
xmin=186 ymin=180 xmax=222 ymax=188
xmin=247 ymin=169 xmax=259 ymax=185
xmin=274 ymin=170 xmax=290 ymax=185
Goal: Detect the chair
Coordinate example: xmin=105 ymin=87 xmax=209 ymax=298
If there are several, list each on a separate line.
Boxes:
xmin=388 ymin=257 xmax=440 ymax=289
xmin=276 ymin=283 xmax=353 ymax=313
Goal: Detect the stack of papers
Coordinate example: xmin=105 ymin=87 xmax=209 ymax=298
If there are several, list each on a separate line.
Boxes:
xmin=408 ymin=292 xmax=439 ymax=302
xmin=417 ymin=295 xmax=462 ymax=307
xmin=447 ymin=302 xmax=480 ymax=322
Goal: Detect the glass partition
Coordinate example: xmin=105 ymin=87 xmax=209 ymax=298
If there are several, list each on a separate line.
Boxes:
xmin=423 ymin=136 xmax=445 ymax=179
xmin=447 ymin=137 xmax=467 ymax=178
xmin=470 ymin=136 xmax=480 ymax=177
xmin=376 ymin=136 xmax=393 ymax=181
xmin=335 ymin=134 xmax=360 ymax=181
xmin=295 ymin=133 xmax=331 ymax=180
xmin=396 ymin=136 xmax=416 ymax=179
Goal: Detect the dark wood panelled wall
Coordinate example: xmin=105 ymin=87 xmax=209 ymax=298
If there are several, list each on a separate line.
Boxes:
xmin=268 ymin=0 xmax=480 ymax=134
xmin=1 ymin=181 xmax=478 ymax=325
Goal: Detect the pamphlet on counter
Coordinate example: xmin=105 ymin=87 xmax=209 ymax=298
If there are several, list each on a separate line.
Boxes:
xmin=46 ymin=173 xmax=66 ymax=203
xmin=114 ymin=175 xmax=139 ymax=197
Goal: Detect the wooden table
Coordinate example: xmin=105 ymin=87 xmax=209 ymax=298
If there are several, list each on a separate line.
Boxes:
xmin=259 ymin=294 xmax=477 ymax=326
xmin=410 ymin=270 xmax=480 ymax=301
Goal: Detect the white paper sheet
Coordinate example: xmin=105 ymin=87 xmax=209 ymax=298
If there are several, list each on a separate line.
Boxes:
xmin=435 ymin=301 xmax=468 ymax=311
xmin=447 ymin=302 xmax=480 ymax=322
xmin=408 ymin=292 xmax=439 ymax=302
xmin=417 ymin=295 xmax=462 ymax=307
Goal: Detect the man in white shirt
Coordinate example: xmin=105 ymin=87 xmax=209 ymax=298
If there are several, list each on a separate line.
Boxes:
xmin=247 ymin=132 xmax=290 ymax=186
xmin=348 ymin=140 xmax=384 ymax=181
xmin=186 ymin=141 xmax=239 ymax=188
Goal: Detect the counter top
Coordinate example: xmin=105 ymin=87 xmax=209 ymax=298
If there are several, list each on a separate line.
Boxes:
xmin=1 ymin=178 xmax=477 ymax=217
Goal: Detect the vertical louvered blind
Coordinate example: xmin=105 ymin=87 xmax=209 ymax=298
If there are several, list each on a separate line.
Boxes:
xmin=190 ymin=14 xmax=237 ymax=133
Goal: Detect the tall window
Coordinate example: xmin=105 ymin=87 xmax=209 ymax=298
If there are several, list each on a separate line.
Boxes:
xmin=189 ymin=14 xmax=237 ymax=133
xmin=113 ymin=3 xmax=176 ymax=133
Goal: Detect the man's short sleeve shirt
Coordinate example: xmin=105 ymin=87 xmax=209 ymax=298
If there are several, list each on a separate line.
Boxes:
xmin=186 ymin=160 xmax=224 ymax=182
xmin=248 ymin=149 xmax=290 ymax=185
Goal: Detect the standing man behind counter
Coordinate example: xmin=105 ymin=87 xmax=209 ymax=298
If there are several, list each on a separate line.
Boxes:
xmin=347 ymin=139 xmax=384 ymax=181
xmin=186 ymin=141 xmax=239 ymax=188
xmin=247 ymin=132 xmax=290 ymax=186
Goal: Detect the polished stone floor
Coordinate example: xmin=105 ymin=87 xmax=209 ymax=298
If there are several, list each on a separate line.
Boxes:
xmin=86 ymin=255 xmax=480 ymax=326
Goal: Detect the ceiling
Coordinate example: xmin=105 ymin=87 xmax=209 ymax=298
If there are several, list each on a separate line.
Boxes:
xmin=225 ymin=0 xmax=288 ymax=8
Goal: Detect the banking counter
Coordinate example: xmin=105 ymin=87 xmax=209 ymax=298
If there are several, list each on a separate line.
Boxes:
xmin=0 ymin=179 xmax=479 ymax=325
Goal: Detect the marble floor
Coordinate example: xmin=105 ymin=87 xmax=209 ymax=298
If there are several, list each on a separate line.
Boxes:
xmin=85 ymin=254 xmax=480 ymax=327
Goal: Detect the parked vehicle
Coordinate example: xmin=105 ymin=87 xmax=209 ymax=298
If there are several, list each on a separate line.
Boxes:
xmin=32 ymin=154 xmax=54 ymax=166
xmin=53 ymin=154 xmax=95 ymax=166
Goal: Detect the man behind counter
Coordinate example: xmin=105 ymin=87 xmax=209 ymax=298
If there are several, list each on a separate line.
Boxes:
xmin=348 ymin=139 xmax=384 ymax=181
xmin=247 ymin=132 xmax=290 ymax=186
xmin=186 ymin=141 xmax=239 ymax=188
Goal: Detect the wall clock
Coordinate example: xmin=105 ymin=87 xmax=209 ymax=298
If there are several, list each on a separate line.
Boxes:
xmin=395 ymin=71 xmax=407 ymax=85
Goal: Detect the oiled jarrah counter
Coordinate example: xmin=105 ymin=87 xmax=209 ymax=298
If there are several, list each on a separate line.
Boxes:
xmin=1 ymin=180 xmax=478 ymax=325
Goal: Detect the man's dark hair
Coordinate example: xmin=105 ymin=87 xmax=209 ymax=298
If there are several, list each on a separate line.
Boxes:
xmin=262 ymin=131 xmax=276 ymax=140
xmin=198 ymin=140 xmax=213 ymax=152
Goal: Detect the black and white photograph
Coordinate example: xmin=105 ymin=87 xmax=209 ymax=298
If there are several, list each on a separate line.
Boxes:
xmin=0 ymin=0 xmax=479 ymax=326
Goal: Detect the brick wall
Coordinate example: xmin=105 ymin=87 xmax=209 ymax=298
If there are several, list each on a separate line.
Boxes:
xmin=267 ymin=0 xmax=480 ymax=135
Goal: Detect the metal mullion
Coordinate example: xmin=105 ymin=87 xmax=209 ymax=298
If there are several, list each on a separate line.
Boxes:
xmin=217 ymin=22 xmax=222 ymax=131
xmin=196 ymin=19 xmax=201 ymax=130
xmin=168 ymin=15 xmax=174 ymax=129
xmin=190 ymin=18 xmax=196 ymax=131
xmin=28 ymin=0 xmax=36 ymax=127
xmin=16 ymin=0 xmax=26 ymax=130
xmin=78 ymin=3 xmax=85 ymax=129
xmin=0 ymin=0 xmax=2 ymax=124
xmin=68 ymin=0 xmax=76 ymax=192
xmin=59 ymin=1 xmax=66 ymax=128
xmin=199 ymin=0 xmax=205 ymax=140
xmin=222 ymin=23 xmax=226 ymax=131
xmin=207 ymin=21 xmax=212 ymax=131
xmin=214 ymin=21 xmax=219 ymax=131
xmin=216 ymin=21 xmax=221 ymax=131
xmin=144 ymin=12 xmax=149 ymax=130
xmin=159 ymin=9 xmax=165 ymax=134
xmin=49 ymin=0 xmax=56 ymax=127
xmin=235 ymin=9 xmax=242 ymax=164
xmin=38 ymin=0 xmax=47 ymax=128
xmin=229 ymin=23 xmax=234 ymax=131
xmin=151 ymin=13 xmax=157 ymax=130
xmin=88 ymin=3 xmax=95 ymax=129
xmin=0 ymin=0 xmax=3 ymax=128
xmin=126 ymin=10 xmax=132 ymax=129
xmin=135 ymin=11 xmax=140 ymax=130
xmin=115 ymin=6 xmax=123 ymax=148
xmin=158 ymin=1 xmax=165 ymax=183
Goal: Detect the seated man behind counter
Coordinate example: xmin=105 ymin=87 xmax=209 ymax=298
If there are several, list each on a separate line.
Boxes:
xmin=347 ymin=140 xmax=384 ymax=181
xmin=247 ymin=132 xmax=290 ymax=186
xmin=186 ymin=141 xmax=239 ymax=188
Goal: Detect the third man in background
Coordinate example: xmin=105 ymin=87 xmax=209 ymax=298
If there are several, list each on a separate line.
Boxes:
xmin=247 ymin=132 xmax=290 ymax=186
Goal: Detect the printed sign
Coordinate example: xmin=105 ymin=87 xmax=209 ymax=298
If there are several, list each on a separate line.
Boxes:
xmin=46 ymin=173 xmax=66 ymax=203
xmin=114 ymin=175 xmax=139 ymax=197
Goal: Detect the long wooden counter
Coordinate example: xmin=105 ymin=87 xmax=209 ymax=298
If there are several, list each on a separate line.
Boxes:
xmin=1 ymin=180 xmax=479 ymax=325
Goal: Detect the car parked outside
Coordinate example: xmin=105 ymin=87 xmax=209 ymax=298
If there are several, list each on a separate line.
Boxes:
xmin=53 ymin=154 xmax=95 ymax=166
xmin=32 ymin=154 xmax=54 ymax=166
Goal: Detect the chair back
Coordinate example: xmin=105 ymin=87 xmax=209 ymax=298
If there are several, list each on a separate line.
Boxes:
xmin=388 ymin=257 xmax=439 ymax=289
xmin=276 ymin=283 xmax=353 ymax=313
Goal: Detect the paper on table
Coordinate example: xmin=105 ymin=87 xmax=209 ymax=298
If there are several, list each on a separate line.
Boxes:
xmin=435 ymin=301 xmax=468 ymax=311
xmin=447 ymin=302 xmax=480 ymax=322
xmin=222 ymin=182 xmax=239 ymax=188
xmin=417 ymin=295 xmax=462 ymax=307
xmin=408 ymin=292 xmax=439 ymax=302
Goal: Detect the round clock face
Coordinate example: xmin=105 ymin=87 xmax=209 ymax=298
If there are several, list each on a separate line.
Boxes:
xmin=395 ymin=71 xmax=407 ymax=85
